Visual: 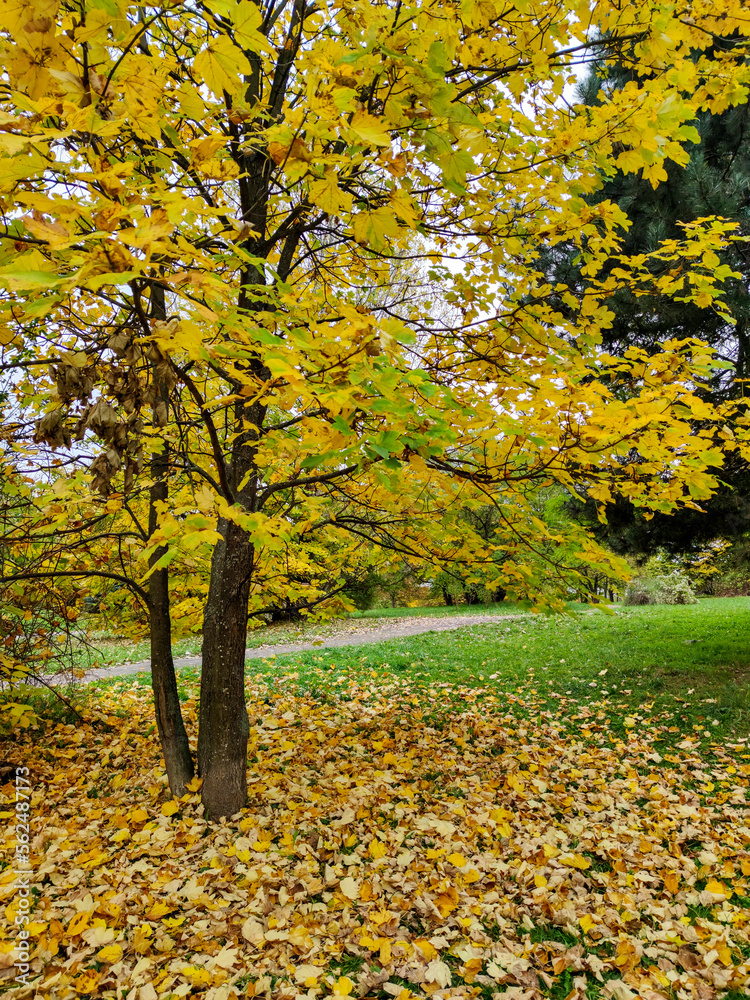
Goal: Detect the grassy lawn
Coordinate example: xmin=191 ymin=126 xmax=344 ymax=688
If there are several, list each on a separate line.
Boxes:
xmin=347 ymin=600 xmax=544 ymax=619
xmin=149 ymin=596 xmax=750 ymax=747
xmin=39 ymin=597 xmax=750 ymax=748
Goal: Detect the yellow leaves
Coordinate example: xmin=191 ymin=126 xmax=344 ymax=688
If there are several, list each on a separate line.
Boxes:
xmin=194 ymin=34 xmax=252 ymax=98
xmin=615 ymin=938 xmax=641 ymax=972
xmin=295 ymin=963 xmax=324 ymax=985
xmin=369 ymin=839 xmax=387 ymax=859
xmin=161 ymin=800 xmax=180 ymax=817
xmin=268 ymin=137 xmax=313 ymax=172
xmin=133 ymin=923 xmax=154 ymax=954
xmin=65 ymin=911 xmax=90 ymax=938
xmin=11 ymin=665 xmax=750 ymax=1000
xmin=182 ymin=963 xmax=211 ymax=986
xmin=434 ymin=884 xmax=459 ymax=916
xmin=241 ymin=917 xmax=265 ymax=946
xmin=560 ymin=852 xmax=591 ymax=870
xmin=190 ymin=136 xmax=226 ymax=165
xmin=96 ymin=943 xmax=123 ymax=963
xmin=23 ymin=213 xmax=70 ymax=247
xmin=704 ymin=878 xmax=729 ymax=900
xmin=117 ymin=209 xmax=174 ymax=252
xmin=348 ymin=110 xmax=391 ymax=148
xmin=309 ymin=170 xmax=353 ymax=216
xmin=352 ymin=208 xmax=401 ymax=251
xmin=662 ymin=871 xmax=679 ymax=894
xmin=415 ymin=938 xmax=438 ymax=961
xmin=390 ymin=192 xmax=420 ymax=228
xmin=211 ymin=0 xmax=270 ymax=55
xmin=579 ymin=913 xmax=596 ymax=933
xmin=1 ymin=0 xmax=57 ymax=38
xmin=424 ymin=958 xmax=452 ymax=988
xmin=505 ymin=772 xmax=525 ymax=792
xmin=615 ymin=147 xmax=651 ymax=174
xmin=339 ymin=876 xmax=360 ymax=900
xmin=175 ymin=80 xmax=206 ymax=121
xmin=73 ymin=970 xmax=101 ymax=993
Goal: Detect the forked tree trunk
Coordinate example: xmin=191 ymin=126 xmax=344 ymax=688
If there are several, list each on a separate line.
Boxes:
xmin=197 ymin=517 xmax=254 ymax=818
xmin=148 ymin=285 xmax=194 ymax=795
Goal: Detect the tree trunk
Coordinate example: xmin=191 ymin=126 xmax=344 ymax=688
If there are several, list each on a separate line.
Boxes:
xmin=149 ymin=473 xmax=195 ymax=795
xmin=197 ymin=517 xmax=254 ymax=818
xmin=195 ymin=120 xmax=274 ymax=818
xmin=148 ymin=284 xmax=194 ymax=796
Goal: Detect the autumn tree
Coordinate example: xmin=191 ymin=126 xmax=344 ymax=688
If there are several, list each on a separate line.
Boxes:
xmin=1 ymin=0 xmax=749 ymax=816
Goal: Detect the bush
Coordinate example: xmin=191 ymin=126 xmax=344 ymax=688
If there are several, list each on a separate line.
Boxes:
xmin=623 ymin=572 xmax=697 ymax=606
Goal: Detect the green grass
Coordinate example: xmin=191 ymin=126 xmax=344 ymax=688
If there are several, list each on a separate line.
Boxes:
xmin=29 ymin=597 xmax=750 ymax=748
xmin=230 ymin=596 xmax=750 ymax=745
xmin=42 ymin=632 xmax=202 ymax=675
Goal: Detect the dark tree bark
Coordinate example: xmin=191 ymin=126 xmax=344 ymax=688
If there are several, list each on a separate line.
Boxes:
xmin=197 ymin=375 xmax=268 ymax=816
xmin=148 ymin=284 xmax=194 ymax=795
xmin=197 ymin=518 xmax=255 ymax=817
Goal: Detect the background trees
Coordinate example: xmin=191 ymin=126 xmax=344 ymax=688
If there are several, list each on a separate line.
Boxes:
xmin=539 ymin=55 xmax=750 ymax=567
xmin=1 ymin=0 xmax=749 ymax=816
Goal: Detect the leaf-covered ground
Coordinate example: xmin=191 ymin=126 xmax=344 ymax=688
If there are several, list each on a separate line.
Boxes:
xmin=3 ymin=663 xmax=750 ymax=1000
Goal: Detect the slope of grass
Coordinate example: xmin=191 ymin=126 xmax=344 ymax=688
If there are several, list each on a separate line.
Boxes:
xmin=347 ymin=599 xmax=544 ymax=619
xmin=199 ymin=596 xmax=750 ymax=746
xmin=32 ymin=597 xmax=750 ymax=747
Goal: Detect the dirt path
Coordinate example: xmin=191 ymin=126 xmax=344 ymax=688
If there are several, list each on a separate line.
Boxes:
xmin=61 ymin=612 xmax=528 ymax=685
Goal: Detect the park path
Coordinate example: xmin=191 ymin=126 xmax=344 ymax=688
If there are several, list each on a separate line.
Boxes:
xmin=66 ymin=612 xmax=527 ymax=685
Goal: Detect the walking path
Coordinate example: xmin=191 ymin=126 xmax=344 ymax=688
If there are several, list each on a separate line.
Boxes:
xmin=56 ymin=612 xmax=528 ymax=685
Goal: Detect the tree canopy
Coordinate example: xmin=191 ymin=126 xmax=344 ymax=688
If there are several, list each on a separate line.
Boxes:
xmin=1 ymin=0 xmax=749 ymax=815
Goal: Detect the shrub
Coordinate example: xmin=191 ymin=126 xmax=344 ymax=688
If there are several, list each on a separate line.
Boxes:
xmin=623 ymin=571 xmax=697 ymax=606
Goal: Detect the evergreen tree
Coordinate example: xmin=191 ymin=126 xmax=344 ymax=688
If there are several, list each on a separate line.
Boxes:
xmin=545 ymin=58 xmax=750 ymax=556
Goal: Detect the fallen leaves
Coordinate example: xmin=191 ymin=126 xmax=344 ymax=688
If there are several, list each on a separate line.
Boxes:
xmin=2 ymin=672 xmax=750 ymax=1000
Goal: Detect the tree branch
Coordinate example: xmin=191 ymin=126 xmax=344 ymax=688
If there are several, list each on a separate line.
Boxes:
xmin=1 ymin=570 xmax=149 ymax=604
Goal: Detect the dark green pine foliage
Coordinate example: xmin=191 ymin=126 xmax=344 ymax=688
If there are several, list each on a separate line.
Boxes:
xmin=547 ymin=60 xmax=750 ymax=557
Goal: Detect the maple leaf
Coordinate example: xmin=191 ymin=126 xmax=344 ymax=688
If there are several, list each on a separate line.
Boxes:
xmin=309 ymin=170 xmax=353 ymax=216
